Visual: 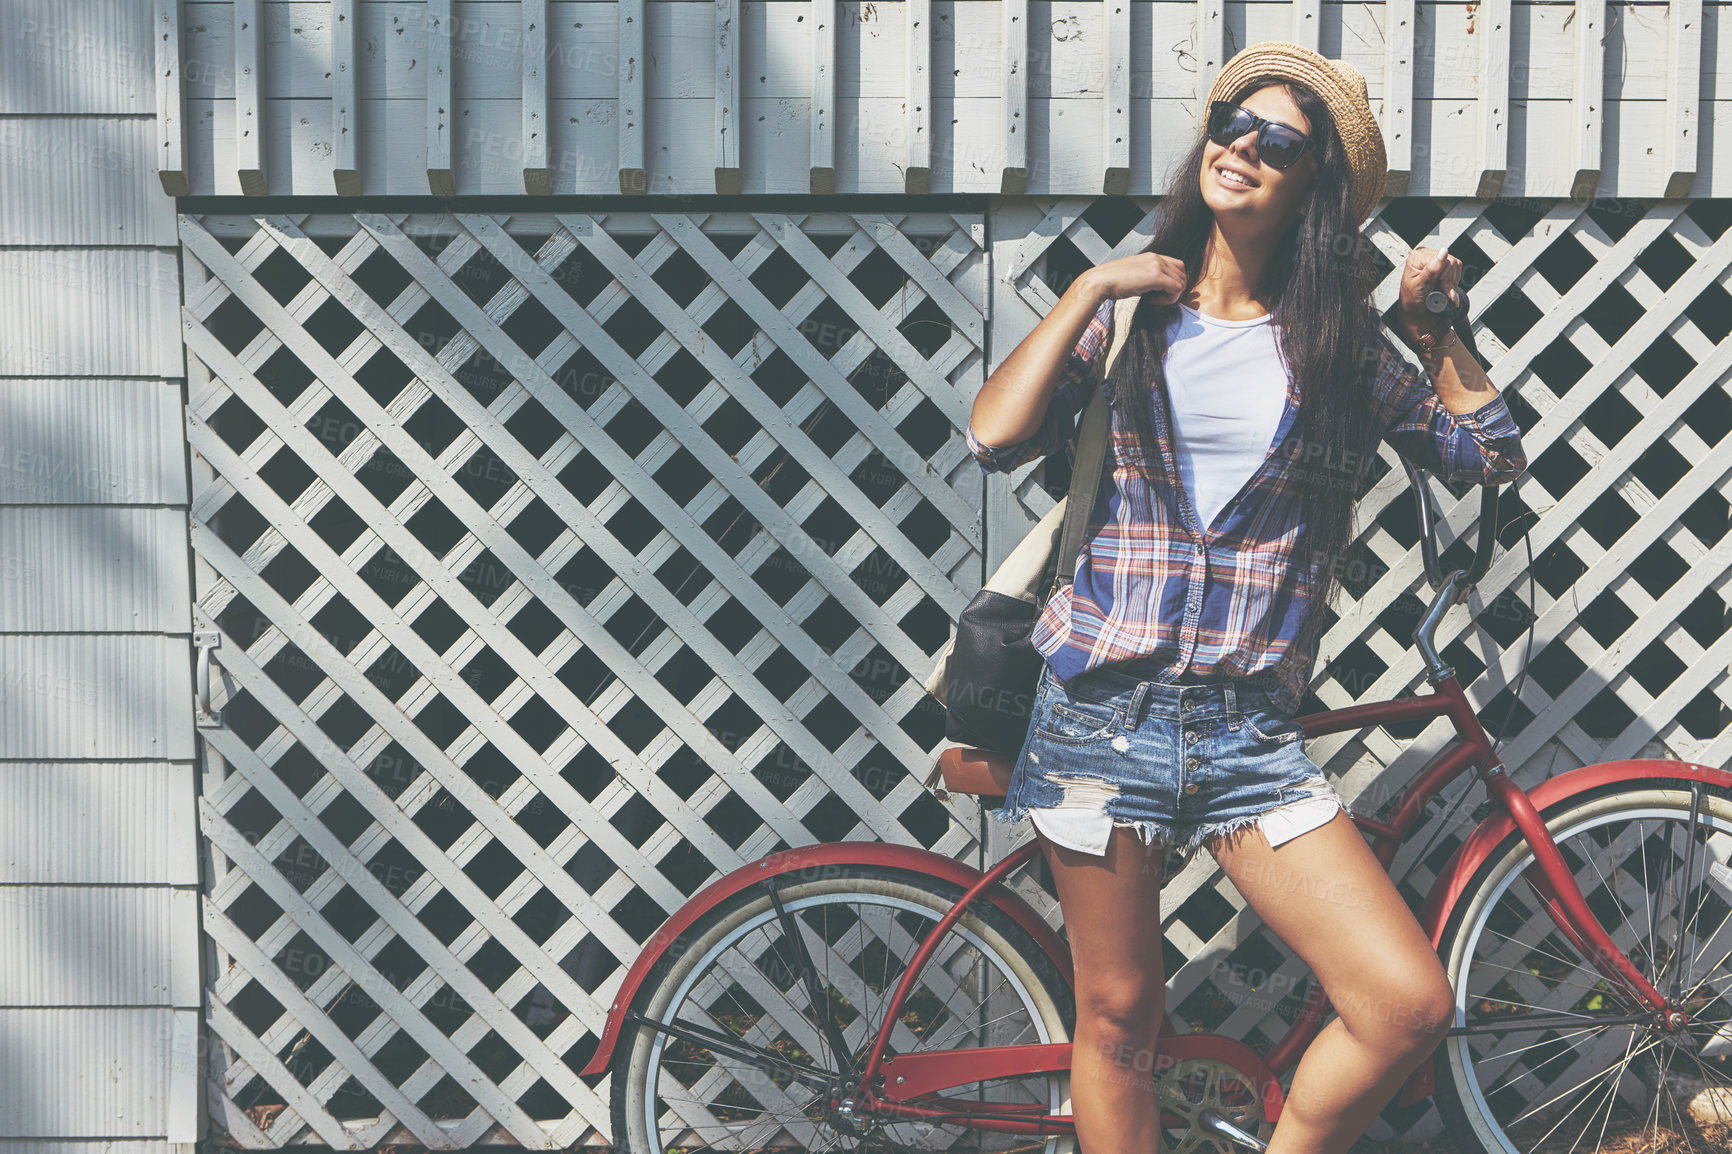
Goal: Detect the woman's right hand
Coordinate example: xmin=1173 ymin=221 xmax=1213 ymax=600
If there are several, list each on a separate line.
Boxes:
xmin=970 ymin=252 xmax=1187 ymax=451
xmin=1080 ymin=253 xmax=1189 ymax=306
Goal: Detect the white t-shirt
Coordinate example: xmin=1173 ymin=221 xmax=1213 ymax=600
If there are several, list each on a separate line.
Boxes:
xmin=1162 ymin=302 xmax=1289 ymax=531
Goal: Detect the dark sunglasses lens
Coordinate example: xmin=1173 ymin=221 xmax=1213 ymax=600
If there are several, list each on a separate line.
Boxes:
xmin=1207 ymin=104 xmax=1254 ymax=144
xmin=1258 ymin=126 xmax=1307 ymax=167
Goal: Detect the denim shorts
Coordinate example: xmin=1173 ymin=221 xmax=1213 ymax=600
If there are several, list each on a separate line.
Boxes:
xmin=991 ymin=660 xmax=1347 ymax=865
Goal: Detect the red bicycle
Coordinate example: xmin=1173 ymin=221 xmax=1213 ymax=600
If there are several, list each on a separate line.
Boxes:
xmin=584 ymin=472 xmax=1732 ymax=1154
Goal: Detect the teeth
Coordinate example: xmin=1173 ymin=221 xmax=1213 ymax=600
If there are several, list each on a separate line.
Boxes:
xmin=1218 ymin=168 xmax=1252 ymax=187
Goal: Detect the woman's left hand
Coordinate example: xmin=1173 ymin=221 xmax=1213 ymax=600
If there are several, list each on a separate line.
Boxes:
xmin=1396 ymin=245 xmax=1462 ymax=343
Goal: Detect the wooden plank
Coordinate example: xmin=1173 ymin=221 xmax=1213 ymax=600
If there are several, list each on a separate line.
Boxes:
xmin=0 ymin=763 xmax=196 ymax=884
xmin=332 ymin=0 xmax=359 ymax=194
xmin=154 ymin=0 xmax=188 ymax=195
xmin=716 ymin=0 xmax=741 ymax=192
xmin=1572 ymin=0 xmax=1605 ymax=198
xmin=0 ymin=1009 xmax=179 ymax=1135
xmin=1197 ymin=0 xmax=1227 ymax=121
xmin=0 ymin=507 xmax=188 ymax=632
xmin=234 ymin=0 xmax=265 ymax=194
xmin=619 ymin=0 xmax=647 ymax=191
xmin=1102 ymin=0 xmax=1129 ymax=194
xmin=812 ymin=0 xmax=836 ymax=192
xmin=1478 ymin=0 xmax=1510 ymax=196
xmin=906 ymin=0 xmax=931 ymax=192
xmin=1292 ymin=0 xmax=1322 ymax=51
xmin=1666 ymin=0 xmax=1704 ymax=196
xmin=1002 ymin=0 xmax=1028 ymax=192
xmin=1385 ymin=0 xmax=1416 ymax=197
xmin=426 ymin=0 xmax=454 ymax=194
xmin=523 ymin=0 xmax=551 ymax=193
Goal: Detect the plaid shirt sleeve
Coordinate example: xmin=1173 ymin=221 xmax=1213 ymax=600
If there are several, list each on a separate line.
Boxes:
xmin=965 ymin=297 xmax=1115 ymax=473
xmin=1373 ymin=325 xmax=1528 ymax=485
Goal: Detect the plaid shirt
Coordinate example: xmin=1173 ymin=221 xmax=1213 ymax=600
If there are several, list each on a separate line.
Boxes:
xmin=965 ymin=297 xmax=1528 ymax=713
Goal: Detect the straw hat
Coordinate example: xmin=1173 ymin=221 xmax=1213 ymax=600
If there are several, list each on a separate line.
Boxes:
xmin=1205 ymin=41 xmax=1388 ymax=226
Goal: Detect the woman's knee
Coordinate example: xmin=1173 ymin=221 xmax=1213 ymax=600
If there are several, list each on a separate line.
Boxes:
xmin=1076 ymin=973 xmax=1166 ymax=1038
xmin=1332 ymin=966 xmax=1455 ymax=1050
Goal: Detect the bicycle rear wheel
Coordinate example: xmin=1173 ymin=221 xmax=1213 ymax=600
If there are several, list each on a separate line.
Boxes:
xmin=1435 ymin=781 xmax=1732 ymax=1154
xmin=609 ymin=863 xmax=1075 ymax=1154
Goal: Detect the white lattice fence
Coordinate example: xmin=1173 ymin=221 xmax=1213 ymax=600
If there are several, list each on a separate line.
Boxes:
xmin=995 ymin=195 xmax=1732 ymax=1141
xmin=182 ymin=209 xmax=991 ymax=1146
xmin=183 ymin=195 xmax=1732 ymax=1147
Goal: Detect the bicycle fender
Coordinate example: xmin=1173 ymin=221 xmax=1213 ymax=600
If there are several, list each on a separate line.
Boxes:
xmin=578 ymin=841 xmax=1073 ymax=1077
xmin=1396 ymin=758 xmax=1732 ymax=1106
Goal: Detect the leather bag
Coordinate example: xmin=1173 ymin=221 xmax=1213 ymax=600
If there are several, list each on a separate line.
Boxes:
xmin=922 ymin=293 xmax=1140 ymax=755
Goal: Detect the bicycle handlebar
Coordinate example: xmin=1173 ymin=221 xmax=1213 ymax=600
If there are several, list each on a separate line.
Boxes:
xmin=1399 ymin=284 xmax=1502 ymax=680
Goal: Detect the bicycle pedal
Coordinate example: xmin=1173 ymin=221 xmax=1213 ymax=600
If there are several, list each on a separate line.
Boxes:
xmin=1196 ymin=1108 xmax=1268 ymax=1152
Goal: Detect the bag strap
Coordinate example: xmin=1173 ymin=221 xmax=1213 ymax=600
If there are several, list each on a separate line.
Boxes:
xmin=1054 ymin=294 xmax=1140 ymax=590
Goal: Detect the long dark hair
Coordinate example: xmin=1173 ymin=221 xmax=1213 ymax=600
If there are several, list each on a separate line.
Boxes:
xmin=1103 ymin=79 xmax=1380 ymax=653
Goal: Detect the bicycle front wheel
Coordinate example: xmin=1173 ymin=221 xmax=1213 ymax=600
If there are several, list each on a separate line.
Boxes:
xmin=1435 ymin=781 xmax=1732 ymax=1154
xmin=609 ymin=863 xmax=1075 ymax=1154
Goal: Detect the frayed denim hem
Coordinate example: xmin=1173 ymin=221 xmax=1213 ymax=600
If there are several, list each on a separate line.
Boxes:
xmin=1182 ymin=810 xmax=1275 ymax=854
xmin=991 ymin=800 xmax=1189 ymax=864
xmin=1184 ymin=789 xmax=1349 ymax=855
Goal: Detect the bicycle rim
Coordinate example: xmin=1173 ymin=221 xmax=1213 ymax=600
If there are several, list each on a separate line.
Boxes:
xmin=613 ymin=868 xmax=1074 ymax=1154
xmin=1438 ymin=785 xmax=1732 ymax=1154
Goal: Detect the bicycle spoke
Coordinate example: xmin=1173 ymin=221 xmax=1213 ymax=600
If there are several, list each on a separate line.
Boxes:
xmin=1478 ymin=924 xmax=1616 ymax=989
xmin=1549 ymin=1026 xmax=1643 ymax=1154
xmin=1476 ymin=1022 xmax=1631 ymax=1105
xmin=1675 ymin=856 xmax=1723 ymax=998
xmin=1584 ymin=1026 xmax=1644 ymax=1154
xmin=1463 ymin=949 xmax=1619 ymax=1004
xmin=1466 ymin=1021 xmax=1616 ymax=1073
xmin=1463 ymin=990 xmax=1609 ymax=1022
xmin=1504 ymin=1033 xmax=1666 ymax=1132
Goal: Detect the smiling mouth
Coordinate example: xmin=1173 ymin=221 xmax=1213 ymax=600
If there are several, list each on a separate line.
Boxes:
xmin=1215 ymin=166 xmax=1258 ymax=189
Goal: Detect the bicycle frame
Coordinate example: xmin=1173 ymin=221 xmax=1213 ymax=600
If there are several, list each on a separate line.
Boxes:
xmin=848 ymin=669 xmax=1681 ymax=1135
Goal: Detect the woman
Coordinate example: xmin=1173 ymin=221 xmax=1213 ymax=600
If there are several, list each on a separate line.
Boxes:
xmin=965 ymin=43 xmax=1527 ymax=1154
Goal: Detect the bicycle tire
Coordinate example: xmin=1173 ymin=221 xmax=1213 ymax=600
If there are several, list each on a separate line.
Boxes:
xmin=1434 ymin=779 xmax=1732 ymax=1154
xmin=609 ymin=862 xmax=1076 ymax=1154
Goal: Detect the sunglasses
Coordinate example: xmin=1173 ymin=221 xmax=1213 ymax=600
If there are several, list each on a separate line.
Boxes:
xmin=1206 ymin=101 xmax=1315 ymax=170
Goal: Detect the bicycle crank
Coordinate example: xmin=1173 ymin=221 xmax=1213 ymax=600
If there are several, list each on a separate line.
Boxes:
xmin=1197 ymin=1109 xmax=1269 ymax=1152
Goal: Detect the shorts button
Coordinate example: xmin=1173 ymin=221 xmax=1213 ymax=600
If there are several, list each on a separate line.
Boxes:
xmin=1182 ymin=700 xmax=1196 ymax=713
xmin=1184 ymin=782 xmax=1199 ymax=794
xmin=1185 ymin=757 xmax=1199 ymax=771
xmin=1185 ymin=731 xmax=1199 ymax=745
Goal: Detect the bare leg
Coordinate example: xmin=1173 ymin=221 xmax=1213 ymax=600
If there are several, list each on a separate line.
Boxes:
xmin=1041 ymin=825 xmax=1168 ymax=1154
xmin=1208 ymin=810 xmax=1455 ymax=1154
